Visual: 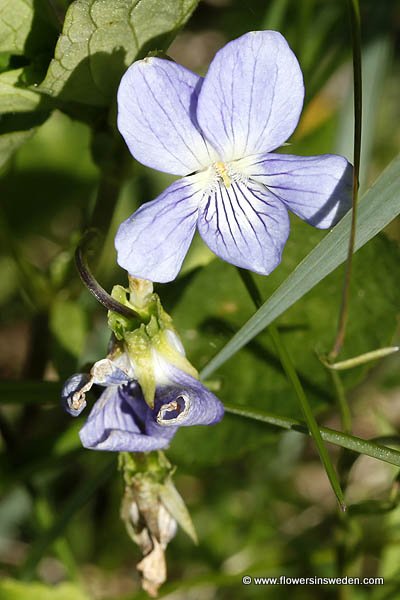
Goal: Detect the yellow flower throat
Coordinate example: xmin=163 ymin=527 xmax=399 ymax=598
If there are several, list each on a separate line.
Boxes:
xmin=214 ymin=161 xmax=232 ymax=187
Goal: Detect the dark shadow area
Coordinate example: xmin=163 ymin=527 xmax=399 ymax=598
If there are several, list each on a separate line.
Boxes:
xmin=0 ymin=169 xmax=95 ymax=237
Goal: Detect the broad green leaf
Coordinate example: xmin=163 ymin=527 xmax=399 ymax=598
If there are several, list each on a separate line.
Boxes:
xmin=0 ymin=68 xmax=49 ymax=113
xmin=0 ymin=580 xmax=89 ymax=600
xmin=201 ymin=153 xmax=400 ymax=380
xmin=0 ymin=112 xmax=49 ymax=168
xmin=50 ymin=297 xmax=88 ymax=359
xmin=0 ymin=1 xmax=34 ymax=54
xmin=0 ymin=0 xmax=56 ymax=57
xmin=40 ymin=0 xmax=199 ymax=106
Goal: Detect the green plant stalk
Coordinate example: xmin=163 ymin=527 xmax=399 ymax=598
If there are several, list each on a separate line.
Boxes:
xmin=224 ymin=403 xmax=400 ymax=468
xmin=330 ymin=369 xmax=352 ymax=434
xmin=330 ymin=0 xmax=362 ymax=359
xmin=326 ymin=346 xmax=399 ymax=370
xmin=237 ymin=268 xmax=346 ymax=511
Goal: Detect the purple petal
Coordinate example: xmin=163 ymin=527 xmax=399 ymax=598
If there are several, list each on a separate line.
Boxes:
xmin=61 ymin=373 xmax=90 ymax=416
xmin=150 ymin=369 xmax=224 ymax=429
xmin=117 ymin=58 xmax=217 ymax=176
xmin=115 ymin=176 xmax=204 ymax=283
xmin=79 ymin=384 xmax=176 ymax=452
xmin=247 ymin=153 xmax=353 ymax=228
xmin=196 ymin=31 xmax=304 ymax=161
xmin=197 ymin=180 xmax=289 ymax=275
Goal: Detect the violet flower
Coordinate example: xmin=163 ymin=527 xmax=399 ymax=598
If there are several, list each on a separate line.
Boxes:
xmin=115 ymin=30 xmax=352 ymax=283
xmin=62 ymin=358 xmax=224 ymax=452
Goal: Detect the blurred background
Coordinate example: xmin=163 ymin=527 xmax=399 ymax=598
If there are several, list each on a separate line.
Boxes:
xmin=1 ymin=0 xmax=400 ymax=598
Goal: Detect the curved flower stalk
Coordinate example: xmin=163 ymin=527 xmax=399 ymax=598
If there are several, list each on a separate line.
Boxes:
xmin=115 ymin=30 xmax=353 ymax=283
xmin=61 ymin=277 xmax=224 ymax=451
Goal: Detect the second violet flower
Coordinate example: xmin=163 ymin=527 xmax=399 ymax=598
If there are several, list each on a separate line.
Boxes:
xmin=115 ymin=30 xmax=352 ymax=283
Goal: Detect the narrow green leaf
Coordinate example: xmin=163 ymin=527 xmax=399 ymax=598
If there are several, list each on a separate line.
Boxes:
xmin=325 ymin=346 xmax=399 ymax=371
xmin=262 ymin=0 xmax=290 ymax=30
xmin=238 ymin=269 xmax=345 ymax=509
xmin=201 ymin=153 xmax=400 ymax=379
xmin=329 ymin=0 xmax=362 ymax=359
xmin=224 ymin=403 xmax=400 ymax=469
xmin=335 ymin=36 xmax=391 ymax=192
xmin=40 ymin=0 xmax=199 ymax=106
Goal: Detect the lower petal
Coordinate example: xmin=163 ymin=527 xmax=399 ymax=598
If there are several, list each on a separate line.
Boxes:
xmin=246 ymin=153 xmax=352 ymax=228
xmin=115 ymin=176 xmax=203 ymax=283
xmin=79 ymin=385 xmax=176 ymax=452
xmin=197 ymin=180 xmax=289 ymax=276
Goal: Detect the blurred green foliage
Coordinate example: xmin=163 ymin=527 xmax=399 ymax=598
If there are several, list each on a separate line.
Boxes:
xmin=1 ymin=0 xmax=400 ymax=598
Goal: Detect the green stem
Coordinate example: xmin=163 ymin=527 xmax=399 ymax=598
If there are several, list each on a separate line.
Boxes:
xmin=89 ymin=175 xmax=123 ymax=236
xmin=330 ymin=369 xmax=352 ymax=434
xmin=224 ymin=403 xmax=400 ymax=469
xmin=237 ymin=268 xmax=346 ymax=511
xmin=330 ymin=0 xmax=362 ymax=359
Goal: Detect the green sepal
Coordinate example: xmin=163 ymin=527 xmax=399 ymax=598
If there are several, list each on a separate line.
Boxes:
xmin=119 ymin=451 xmax=197 ymax=544
xmin=108 ymin=282 xmax=197 ymax=407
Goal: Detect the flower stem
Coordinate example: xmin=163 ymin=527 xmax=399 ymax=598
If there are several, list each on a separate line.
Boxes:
xmin=237 ymin=268 xmax=346 ymax=511
xmin=330 ymin=0 xmax=362 ymax=360
xmin=75 ymin=230 xmax=140 ymax=318
xmin=330 ymin=369 xmax=352 ymax=434
xmin=224 ymin=403 xmax=400 ymax=469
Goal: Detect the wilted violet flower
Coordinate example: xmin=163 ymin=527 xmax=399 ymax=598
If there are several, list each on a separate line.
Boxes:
xmin=62 ymin=357 xmax=224 ymax=452
xmin=115 ymin=30 xmax=352 ymax=283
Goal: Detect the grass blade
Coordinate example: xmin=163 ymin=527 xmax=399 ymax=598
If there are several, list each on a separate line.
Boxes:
xmin=225 ymin=403 xmax=400 ymax=468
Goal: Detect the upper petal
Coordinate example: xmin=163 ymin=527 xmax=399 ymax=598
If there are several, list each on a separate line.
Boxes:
xmin=196 ymin=31 xmax=304 ymax=161
xmin=79 ymin=384 xmax=176 ymax=452
xmin=197 ymin=180 xmax=290 ymax=276
xmin=246 ymin=153 xmax=353 ymax=228
xmin=115 ymin=175 xmax=205 ymax=283
xmin=117 ymin=57 xmax=217 ymax=175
